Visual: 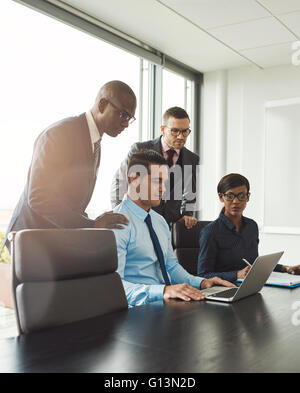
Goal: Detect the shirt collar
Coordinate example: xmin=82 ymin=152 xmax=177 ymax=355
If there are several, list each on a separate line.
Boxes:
xmin=123 ymin=194 xmax=155 ymax=222
xmin=85 ymin=110 xmax=101 ymax=147
xmin=161 ymin=136 xmax=180 ymax=156
xmin=219 ymin=212 xmax=248 ymax=231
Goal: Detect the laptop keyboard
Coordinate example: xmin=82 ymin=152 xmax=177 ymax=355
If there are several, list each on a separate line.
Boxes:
xmin=208 ymin=288 xmax=238 ymax=298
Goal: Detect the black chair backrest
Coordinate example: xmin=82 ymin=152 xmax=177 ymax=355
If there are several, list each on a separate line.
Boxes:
xmin=10 ymin=228 xmax=127 ymax=335
xmin=171 ymin=221 xmax=211 ymax=275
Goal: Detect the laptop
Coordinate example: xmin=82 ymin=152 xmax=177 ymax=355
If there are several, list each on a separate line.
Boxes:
xmin=202 ymin=251 xmax=284 ymax=303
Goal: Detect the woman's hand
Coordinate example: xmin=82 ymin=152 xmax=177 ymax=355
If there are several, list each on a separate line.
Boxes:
xmin=237 ymin=266 xmax=251 ymax=279
xmin=282 ymin=265 xmax=300 ymax=275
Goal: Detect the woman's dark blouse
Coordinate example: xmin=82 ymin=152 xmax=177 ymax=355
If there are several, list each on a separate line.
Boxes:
xmin=197 ymin=213 xmax=282 ymax=282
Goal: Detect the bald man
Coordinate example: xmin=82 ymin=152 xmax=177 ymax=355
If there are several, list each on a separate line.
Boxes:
xmin=4 ymin=81 xmax=137 ymax=251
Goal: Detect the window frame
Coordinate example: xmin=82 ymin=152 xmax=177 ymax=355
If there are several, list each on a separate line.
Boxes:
xmin=14 ymin=0 xmax=202 ymax=155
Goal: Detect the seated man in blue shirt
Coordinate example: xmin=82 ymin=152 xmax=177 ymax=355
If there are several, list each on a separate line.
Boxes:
xmin=112 ymin=149 xmax=234 ymax=307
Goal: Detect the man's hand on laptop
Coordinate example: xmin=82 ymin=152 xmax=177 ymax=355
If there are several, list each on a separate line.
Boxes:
xmin=200 ymin=277 xmax=236 ymax=290
xmin=163 ymin=284 xmax=206 ymax=302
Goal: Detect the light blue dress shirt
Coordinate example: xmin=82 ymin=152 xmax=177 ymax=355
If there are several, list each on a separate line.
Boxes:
xmin=112 ymin=195 xmax=204 ymax=307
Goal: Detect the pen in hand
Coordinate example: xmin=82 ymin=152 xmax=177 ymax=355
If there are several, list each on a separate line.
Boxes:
xmin=242 ymin=258 xmax=252 ymax=267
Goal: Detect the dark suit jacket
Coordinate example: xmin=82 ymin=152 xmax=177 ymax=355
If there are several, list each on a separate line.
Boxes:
xmin=4 ymin=114 xmax=97 ymax=248
xmin=110 ymin=136 xmax=199 ymax=225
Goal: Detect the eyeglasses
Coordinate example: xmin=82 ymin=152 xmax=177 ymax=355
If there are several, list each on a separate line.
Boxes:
xmin=164 ymin=126 xmax=191 ymax=137
xmin=107 ymin=100 xmax=136 ymax=124
xmin=222 ymin=192 xmax=250 ymax=202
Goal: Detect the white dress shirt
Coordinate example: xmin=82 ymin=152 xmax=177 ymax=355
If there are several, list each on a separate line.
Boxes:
xmin=85 ymin=110 xmax=101 ymax=152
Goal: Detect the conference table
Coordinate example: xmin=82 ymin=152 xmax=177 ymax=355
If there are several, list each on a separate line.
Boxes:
xmin=0 ymin=285 xmax=300 ymax=373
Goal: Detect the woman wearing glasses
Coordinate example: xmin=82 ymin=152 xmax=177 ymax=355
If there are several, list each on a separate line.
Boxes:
xmin=197 ymin=173 xmax=299 ymax=282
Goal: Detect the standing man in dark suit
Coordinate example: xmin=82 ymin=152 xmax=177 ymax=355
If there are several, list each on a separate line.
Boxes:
xmin=4 ymin=80 xmax=136 ymax=251
xmin=110 ymin=107 xmax=199 ymax=229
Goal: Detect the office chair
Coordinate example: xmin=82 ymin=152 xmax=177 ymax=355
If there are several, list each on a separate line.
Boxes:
xmin=9 ymin=228 xmax=127 ymax=335
xmin=171 ymin=220 xmax=211 ymax=275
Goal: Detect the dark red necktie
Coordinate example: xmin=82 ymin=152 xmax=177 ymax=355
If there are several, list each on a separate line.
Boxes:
xmin=166 ymin=149 xmax=175 ymax=167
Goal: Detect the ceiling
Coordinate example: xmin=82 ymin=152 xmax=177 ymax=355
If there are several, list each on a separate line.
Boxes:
xmin=60 ymin=0 xmax=300 ymax=72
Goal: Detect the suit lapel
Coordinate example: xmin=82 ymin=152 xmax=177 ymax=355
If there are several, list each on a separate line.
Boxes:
xmin=75 ymin=114 xmax=98 ymax=207
xmin=77 ymin=113 xmax=94 ymax=166
xmin=152 ymin=136 xmax=163 ymax=154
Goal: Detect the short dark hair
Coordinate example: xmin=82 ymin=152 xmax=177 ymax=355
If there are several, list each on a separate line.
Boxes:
xmin=127 ymin=149 xmax=167 ymax=183
xmin=162 ymin=106 xmax=189 ymax=124
xmin=217 ymin=173 xmax=250 ymax=194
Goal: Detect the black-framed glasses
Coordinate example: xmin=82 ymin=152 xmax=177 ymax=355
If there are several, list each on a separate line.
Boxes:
xmin=164 ymin=126 xmax=191 ymax=137
xmin=107 ymin=100 xmax=136 ymax=124
xmin=222 ymin=192 xmax=250 ymax=202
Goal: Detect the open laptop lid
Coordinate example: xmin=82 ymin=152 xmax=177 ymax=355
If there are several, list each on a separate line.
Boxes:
xmin=232 ymin=251 xmax=284 ymax=301
xmin=205 ymin=251 xmax=284 ymax=302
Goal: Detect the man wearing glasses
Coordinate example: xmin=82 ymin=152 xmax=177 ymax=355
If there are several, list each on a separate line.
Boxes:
xmin=4 ymin=80 xmax=136 ymax=251
xmin=111 ymin=106 xmax=199 ymax=229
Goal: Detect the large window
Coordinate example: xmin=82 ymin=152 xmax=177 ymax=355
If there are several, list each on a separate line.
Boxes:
xmin=0 ymin=0 xmax=140 ymax=224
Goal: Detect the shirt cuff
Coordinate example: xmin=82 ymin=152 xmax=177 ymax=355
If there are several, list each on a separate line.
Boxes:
xmin=189 ymin=275 xmax=205 ymax=289
xmin=149 ymin=285 xmax=165 ymax=302
xmin=274 ymin=264 xmax=283 ymax=272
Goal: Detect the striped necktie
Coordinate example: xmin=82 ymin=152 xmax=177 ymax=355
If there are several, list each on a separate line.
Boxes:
xmin=94 ymin=140 xmax=101 ymax=174
xmin=144 ymin=214 xmax=171 ymax=285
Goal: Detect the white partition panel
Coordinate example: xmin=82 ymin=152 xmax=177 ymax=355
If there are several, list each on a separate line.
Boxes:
xmin=264 ymin=98 xmax=300 ymax=234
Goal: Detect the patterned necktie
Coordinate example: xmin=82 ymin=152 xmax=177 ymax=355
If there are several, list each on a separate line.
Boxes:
xmin=166 ymin=149 xmax=176 ymax=167
xmin=144 ymin=214 xmax=171 ymax=285
xmin=94 ymin=140 xmax=101 ymax=174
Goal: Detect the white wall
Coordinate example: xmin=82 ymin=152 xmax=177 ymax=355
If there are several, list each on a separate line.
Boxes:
xmin=201 ymin=63 xmax=300 ymax=265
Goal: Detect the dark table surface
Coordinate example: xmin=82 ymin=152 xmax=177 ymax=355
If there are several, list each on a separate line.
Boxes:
xmin=1 ymin=286 xmax=300 ymax=373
